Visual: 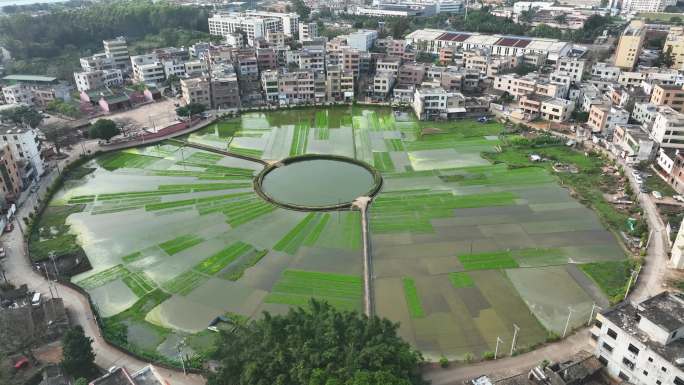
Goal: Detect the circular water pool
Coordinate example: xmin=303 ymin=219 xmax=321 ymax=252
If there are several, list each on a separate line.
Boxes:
xmin=255 ymin=155 xmax=382 ymax=210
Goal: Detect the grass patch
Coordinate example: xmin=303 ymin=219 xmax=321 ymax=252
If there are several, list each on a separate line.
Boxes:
xmin=448 ymin=272 xmax=474 ymax=288
xmin=402 ymin=277 xmax=425 ymax=318
xmin=159 ymin=234 xmax=204 ymax=255
xmin=228 ymin=146 xmax=263 ymax=158
xmin=265 ymin=270 xmax=363 ymax=311
xmin=29 ymin=204 xmax=85 ymax=261
xmin=579 ymin=260 xmax=634 ymax=304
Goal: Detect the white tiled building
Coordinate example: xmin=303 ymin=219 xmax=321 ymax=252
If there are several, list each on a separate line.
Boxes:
xmin=591 ymin=292 xmax=684 ymax=385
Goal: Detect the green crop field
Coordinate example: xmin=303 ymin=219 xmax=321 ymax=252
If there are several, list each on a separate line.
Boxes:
xmin=402 ymin=277 xmax=425 ymax=318
xmin=579 ymin=260 xmax=633 ymax=303
xmin=265 ymin=270 xmax=363 ymax=311
xmin=159 ymin=234 xmax=204 ymax=255
xmin=373 ymin=152 xmax=395 ymax=172
xmin=448 ymin=272 xmax=474 ymax=288
xmin=195 ymin=242 xmax=253 ymax=275
xmin=97 ymin=151 xmax=162 ymax=171
xmin=290 ymin=122 xmax=310 ymax=156
xmin=457 ymin=251 xmax=520 ymax=271
xmin=162 ymin=270 xmax=207 ymax=295
xmin=274 ymin=213 xmax=327 ymax=254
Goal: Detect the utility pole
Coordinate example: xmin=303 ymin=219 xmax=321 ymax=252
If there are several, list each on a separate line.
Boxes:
xmin=494 ymin=336 xmax=502 ymax=359
xmin=563 ymin=306 xmax=574 ymax=338
xmin=587 ymin=303 xmax=601 ymax=326
xmin=510 ymin=324 xmax=519 ymax=356
xmin=624 ymin=269 xmax=638 ymax=300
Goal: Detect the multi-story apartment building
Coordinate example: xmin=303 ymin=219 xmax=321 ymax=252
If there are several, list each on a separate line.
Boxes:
xmin=618 ymin=71 xmax=646 ymax=87
xmin=540 ymin=97 xmax=575 ymax=122
xmin=664 ymin=26 xmax=684 ymax=71
xmin=591 ymin=292 xmax=684 ymax=385
xmin=131 ymin=54 xmax=165 ymax=85
xmin=299 ymin=48 xmax=326 ymax=73
xmin=73 ymin=69 xmax=123 ymax=92
xmin=184 ymin=60 xmax=207 ymax=77
xmin=493 ymin=73 xmax=568 ymax=99
xmin=103 ymin=37 xmax=130 ymax=70
xmin=591 ymin=62 xmax=621 ymax=81
xmin=614 ymin=20 xmax=646 ymax=70
xmin=325 ymin=65 xmax=354 ymax=101
xmin=180 ymin=77 xmax=211 ymax=107
xmin=244 ymin=11 xmax=299 ymax=37
xmin=375 ymin=56 xmax=401 ymax=76
xmin=621 ymin=0 xmax=676 ymax=13
xmin=278 ymin=70 xmax=324 ymax=105
xmin=0 ymin=125 xmax=43 ymax=179
xmin=0 ymin=143 xmax=22 ymax=199
xmin=652 ymin=106 xmax=684 ymax=149
xmin=298 ymin=22 xmax=318 ymax=42
xmin=668 ymin=215 xmax=684 ymax=267
xmin=209 ymin=14 xmax=280 ymax=45
xmin=211 ymin=64 xmax=240 ymax=109
xmin=405 ymin=29 xmax=572 ymax=62
xmin=347 ymin=30 xmax=379 ymax=51
xmin=651 ymin=83 xmax=684 ymax=113
xmin=371 ymin=71 xmax=396 ymax=100
xmin=587 ymin=103 xmax=630 ymax=137
xmin=237 ymin=55 xmax=259 ymax=78
xmin=1 ymin=75 xmax=71 ymax=107
xmin=464 ymin=51 xmax=517 ymax=78
xmin=256 ymin=48 xmax=278 ymax=71
xmin=327 ymin=48 xmax=361 ymax=77
xmin=555 ymin=57 xmax=585 ymax=82
xmin=633 ymin=102 xmax=661 ymax=128
xmin=261 ymin=70 xmax=280 ymax=103
xmin=386 ymin=39 xmax=407 ymax=58
xmin=80 ymin=53 xmax=115 ymax=72
xmin=397 ymin=63 xmax=426 ymax=86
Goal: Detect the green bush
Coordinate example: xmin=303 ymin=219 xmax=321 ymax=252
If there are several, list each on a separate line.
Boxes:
xmin=482 ymin=351 xmax=495 ymax=360
xmin=439 ymin=356 xmax=449 ymax=368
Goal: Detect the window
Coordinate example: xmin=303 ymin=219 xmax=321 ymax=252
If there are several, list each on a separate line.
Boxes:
xmin=628 ymin=344 xmax=640 ymax=355
xmin=662 ymin=367 xmax=667 ymax=372
xmin=591 ymin=333 xmax=599 ymax=341
xmin=643 ymin=371 xmax=648 ymax=376
xmin=607 ymin=328 xmax=618 ymax=339
xmin=618 ymin=372 xmax=630 ymax=381
xmin=657 ymin=381 xmax=662 ymax=385
xmin=675 ymin=377 xmax=684 ymax=385
xmin=602 ymin=342 xmax=613 ymax=352
xmin=648 ymin=357 xmax=654 ymax=362
xmin=594 ymin=320 xmax=603 ymax=328
xmin=598 ymin=356 xmax=608 ymax=366
xmin=622 ymin=357 xmax=635 ymax=370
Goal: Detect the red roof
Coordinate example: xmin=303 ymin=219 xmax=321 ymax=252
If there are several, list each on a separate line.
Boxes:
xmin=494 ymin=37 xmax=531 ymax=48
xmin=437 ymin=32 xmax=471 ymax=42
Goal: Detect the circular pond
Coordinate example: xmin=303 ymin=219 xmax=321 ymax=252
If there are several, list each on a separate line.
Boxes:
xmin=255 ymin=155 xmax=382 ymax=210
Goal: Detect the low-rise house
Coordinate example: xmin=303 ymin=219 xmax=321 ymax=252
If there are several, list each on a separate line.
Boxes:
xmin=180 ymin=77 xmax=211 ymax=107
xmin=90 ymin=365 xmax=167 ymax=385
xmin=651 ymin=83 xmax=684 ymax=113
xmin=612 ymin=123 xmax=656 ymax=163
xmin=370 ymin=71 xmax=396 ymax=100
xmin=587 ymin=103 xmax=629 ymax=138
xmin=591 ymin=291 xmax=684 ymax=385
xmin=633 ymin=102 xmax=660 ymax=128
xmin=397 ymin=63 xmax=426 ymax=86
xmin=652 ymin=106 xmax=684 ymax=150
xmin=668 ymin=215 xmax=684 ymax=268
xmin=73 ymin=69 xmax=123 ymax=93
xmin=0 ymin=124 xmax=44 ymax=179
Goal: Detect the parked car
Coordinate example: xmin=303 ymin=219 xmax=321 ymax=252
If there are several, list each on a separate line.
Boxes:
xmin=640 ymin=185 xmax=650 ymax=193
xmin=30 ymin=185 xmax=39 ymax=193
xmin=674 ymin=195 xmax=684 ymax=203
xmin=652 ymin=191 xmax=663 ymax=200
xmin=634 ymin=175 xmax=643 ymax=184
xmin=0 ymin=247 xmax=6 ymax=259
xmin=4 ymin=223 xmax=13 ymax=233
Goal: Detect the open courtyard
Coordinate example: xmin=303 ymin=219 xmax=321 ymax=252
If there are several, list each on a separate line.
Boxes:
xmin=33 ymin=106 xmax=629 ymax=363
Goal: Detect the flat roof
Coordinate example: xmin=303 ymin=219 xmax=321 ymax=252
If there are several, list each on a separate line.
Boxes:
xmin=3 ymin=74 xmax=57 ymax=83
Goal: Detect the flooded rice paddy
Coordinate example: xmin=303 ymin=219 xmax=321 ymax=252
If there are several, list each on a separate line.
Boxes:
xmin=45 ymin=107 xmax=624 ymax=360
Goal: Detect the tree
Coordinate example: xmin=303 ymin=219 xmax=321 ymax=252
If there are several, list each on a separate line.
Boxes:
xmin=61 ymin=326 xmax=96 ymax=380
xmin=291 ymin=0 xmax=310 ymax=20
xmin=0 ymin=105 xmax=43 ymax=128
xmin=553 ymin=14 xmax=567 ymax=25
xmin=89 ymin=119 xmax=120 ymax=141
xmin=390 ymin=18 xmax=411 ymax=39
xmin=519 ymin=8 xmax=537 ymax=23
xmin=41 ymin=123 xmax=69 ymax=154
xmin=74 ymin=378 xmax=88 ymax=385
xmin=176 ymin=103 xmax=206 ymax=118
xmin=208 ymin=300 xmax=425 ymax=385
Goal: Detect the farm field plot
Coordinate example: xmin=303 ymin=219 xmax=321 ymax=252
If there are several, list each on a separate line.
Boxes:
xmin=40 ymin=107 xmax=627 ymax=363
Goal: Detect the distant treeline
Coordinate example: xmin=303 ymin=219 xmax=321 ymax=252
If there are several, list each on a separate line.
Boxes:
xmin=0 ymin=0 xmax=211 ymax=60
xmin=0 ymin=0 xmax=91 ymax=15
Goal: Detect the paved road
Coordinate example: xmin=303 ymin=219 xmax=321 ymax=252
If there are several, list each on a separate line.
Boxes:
xmin=1 ymin=144 xmax=206 ymax=385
